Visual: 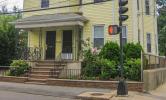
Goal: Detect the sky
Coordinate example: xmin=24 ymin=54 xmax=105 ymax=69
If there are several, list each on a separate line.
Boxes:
xmin=0 ymin=0 xmax=23 ymax=11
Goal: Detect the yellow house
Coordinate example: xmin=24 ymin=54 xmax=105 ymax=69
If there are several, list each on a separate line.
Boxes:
xmin=14 ymin=0 xmax=158 ymax=61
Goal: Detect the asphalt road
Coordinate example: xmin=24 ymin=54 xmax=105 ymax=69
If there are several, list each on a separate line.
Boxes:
xmin=0 ymin=82 xmax=111 ymax=100
xmin=0 ymin=90 xmax=75 ymax=100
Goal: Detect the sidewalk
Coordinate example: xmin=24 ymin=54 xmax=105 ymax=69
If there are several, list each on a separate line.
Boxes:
xmin=112 ymin=84 xmax=166 ymax=100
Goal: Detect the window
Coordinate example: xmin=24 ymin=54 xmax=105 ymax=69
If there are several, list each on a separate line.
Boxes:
xmin=122 ymin=26 xmax=127 ymax=46
xmin=145 ymin=0 xmax=150 ymax=15
xmin=41 ymin=0 xmax=49 ymax=8
xmin=94 ymin=0 xmax=103 ymax=3
xmin=147 ymin=33 xmax=151 ymax=52
xmin=93 ymin=25 xmax=104 ymax=48
xmin=137 ymin=0 xmax=139 ymax=10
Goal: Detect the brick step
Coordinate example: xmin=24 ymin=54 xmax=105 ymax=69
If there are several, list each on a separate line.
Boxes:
xmin=30 ymin=71 xmax=51 ymax=75
xmin=36 ymin=61 xmax=67 ymax=64
xmin=36 ymin=63 xmax=66 ymax=67
xmin=30 ymin=74 xmax=58 ymax=79
xmin=32 ymin=67 xmax=63 ymax=71
xmin=32 ymin=67 xmax=53 ymax=71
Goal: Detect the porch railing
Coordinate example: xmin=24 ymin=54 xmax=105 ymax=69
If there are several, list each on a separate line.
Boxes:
xmin=16 ymin=47 xmax=43 ymax=61
xmin=143 ymin=53 xmax=166 ymax=70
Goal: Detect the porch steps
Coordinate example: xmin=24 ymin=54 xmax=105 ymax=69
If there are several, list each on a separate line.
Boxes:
xmin=26 ymin=61 xmax=67 ymax=83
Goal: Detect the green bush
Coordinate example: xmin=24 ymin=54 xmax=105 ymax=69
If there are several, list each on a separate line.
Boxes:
xmin=99 ymin=42 xmax=120 ymax=63
xmin=124 ymin=59 xmax=141 ymax=81
xmin=99 ymin=59 xmax=117 ymax=80
xmin=123 ymin=43 xmax=142 ymax=59
xmin=9 ymin=60 xmax=30 ymax=76
xmin=82 ymin=51 xmax=118 ymax=80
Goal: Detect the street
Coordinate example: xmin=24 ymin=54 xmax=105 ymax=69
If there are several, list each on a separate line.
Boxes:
xmin=0 ymin=82 xmax=166 ymax=100
xmin=0 ymin=82 xmax=110 ymax=100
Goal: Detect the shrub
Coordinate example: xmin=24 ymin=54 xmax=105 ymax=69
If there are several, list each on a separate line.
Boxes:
xmin=98 ymin=59 xmax=117 ymax=80
xmin=123 ymin=43 xmax=142 ymax=59
xmin=124 ymin=58 xmax=141 ymax=81
xmin=99 ymin=42 xmax=120 ymax=63
xmin=82 ymin=54 xmax=118 ymax=80
xmin=9 ymin=60 xmax=30 ymax=76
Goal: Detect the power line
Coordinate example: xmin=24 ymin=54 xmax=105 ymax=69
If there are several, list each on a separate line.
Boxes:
xmin=0 ymin=0 xmax=113 ymax=15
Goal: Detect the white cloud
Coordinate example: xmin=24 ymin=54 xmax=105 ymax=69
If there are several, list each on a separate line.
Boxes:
xmin=0 ymin=0 xmax=23 ymax=11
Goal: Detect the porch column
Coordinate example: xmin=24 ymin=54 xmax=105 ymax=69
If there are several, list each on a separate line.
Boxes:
xmin=39 ymin=28 xmax=42 ymax=60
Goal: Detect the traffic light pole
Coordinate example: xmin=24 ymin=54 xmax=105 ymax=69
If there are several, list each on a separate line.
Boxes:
xmin=117 ymin=0 xmax=128 ymax=96
xmin=119 ymin=21 xmax=124 ymax=78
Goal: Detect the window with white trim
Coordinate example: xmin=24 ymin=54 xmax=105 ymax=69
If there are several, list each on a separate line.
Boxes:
xmin=122 ymin=26 xmax=127 ymax=46
xmin=41 ymin=0 xmax=49 ymax=8
xmin=147 ymin=33 xmax=151 ymax=52
xmin=93 ymin=25 xmax=104 ymax=48
xmin=145 ymin=0 xmax=150 ymax=15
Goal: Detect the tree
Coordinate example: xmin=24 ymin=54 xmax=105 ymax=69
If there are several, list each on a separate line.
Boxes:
xmin=0 ymin=6 xmax=27 ymax=65
xmin=0 ymin=15 xmax=19 ymax=65
xmin=157 ymin=0 xmax=166 ymax=55
xmin=157 ymin=0 xmax=166 ymax=6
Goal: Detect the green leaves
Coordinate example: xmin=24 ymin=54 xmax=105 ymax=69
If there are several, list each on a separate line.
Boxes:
xmin=99 ymin=42 xmax=120 ymax=63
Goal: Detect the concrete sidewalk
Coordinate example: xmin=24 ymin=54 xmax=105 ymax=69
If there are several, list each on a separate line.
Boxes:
xmin=112 ymin=84 xmax=166 ymax=100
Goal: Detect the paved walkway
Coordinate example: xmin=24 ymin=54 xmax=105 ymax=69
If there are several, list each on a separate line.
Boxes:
xmin=112 ymin=84 xmax=166 ymax=100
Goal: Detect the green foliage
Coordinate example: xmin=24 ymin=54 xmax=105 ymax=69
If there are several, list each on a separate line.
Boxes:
xmin=99 ymin=59 xmax=117 ymax=80
xmin=99 ymin=42 xmax=120 ymax=63
xmin=9 ymin=60 xmax=30 ymax=76
xmin=0 ymin=15 xmax=19 ymax=65
xmin=0 ymin=11 xmax=27 ymax=65
xmin=124 ymin=59 xmax=141 ymax=81
xmin=82 ymin=42 xmax=142 ymax=81
xmin=159 ymin=26 xmax=166 ymax=56
xmin=158 ymin=6 xmax=166 ymax=55
xmin=82 ymin=48 xmax=117 ymax=80
xmin=123 ymin=43 xmax=142 ymax=59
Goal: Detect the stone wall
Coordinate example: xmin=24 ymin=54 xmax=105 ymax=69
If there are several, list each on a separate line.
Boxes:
xmin=144 ymin=68 xmax=166 ymax=91
xmin=47 ymin=79 xmax=144 ymax=92
xmin=0 ymin=76 xmax=28 ymax=83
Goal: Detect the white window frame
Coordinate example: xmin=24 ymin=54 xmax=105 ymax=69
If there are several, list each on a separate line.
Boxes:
xmin=93 ymin=25 xmax=105 ymax=48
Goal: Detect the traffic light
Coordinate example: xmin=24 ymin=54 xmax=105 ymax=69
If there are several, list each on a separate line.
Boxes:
xmin=119 ymin=0 xmax=129 ymax=22
xmin=108 ymin=25 xmax=119 ymax=35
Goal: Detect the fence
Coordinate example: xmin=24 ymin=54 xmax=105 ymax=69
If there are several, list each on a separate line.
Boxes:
xmin=143 ymin=53 xmax=166 ymax=70
xmin=0 ymin=66 xmax=29 ymax=77
xmin=50 ymin=68 xmax=113 ymax=81
xmin=0 ymin=66 xmax=10 ymax=75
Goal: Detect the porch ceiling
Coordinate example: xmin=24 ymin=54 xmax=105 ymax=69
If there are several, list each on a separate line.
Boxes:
xmin=12 ymin=13 xmax=88 ymax=29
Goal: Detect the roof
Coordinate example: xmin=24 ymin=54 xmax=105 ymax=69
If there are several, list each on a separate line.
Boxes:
xmin=13 ymin=13 xmax=88 ymax=29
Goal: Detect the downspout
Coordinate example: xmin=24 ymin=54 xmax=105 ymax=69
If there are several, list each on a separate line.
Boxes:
xmin=141 ymin=0 xmax=145 ymax=51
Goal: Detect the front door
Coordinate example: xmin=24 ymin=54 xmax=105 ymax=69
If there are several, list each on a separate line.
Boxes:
xmin=62 ymin=30 xmax=72 ymax=59
xmin=46 ymin=31 xmax=56 ymax=60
